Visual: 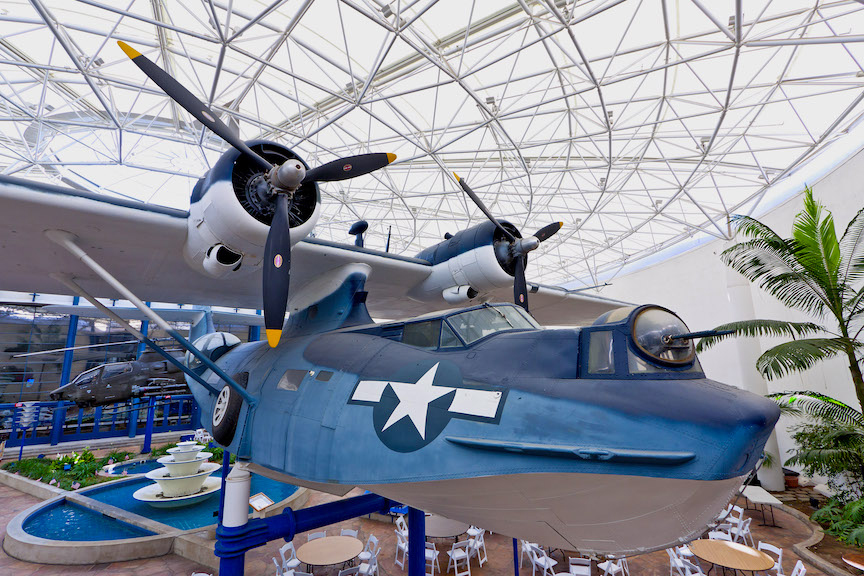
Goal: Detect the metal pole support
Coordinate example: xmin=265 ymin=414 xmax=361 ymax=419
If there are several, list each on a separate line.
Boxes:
xmin=408 ymin=507 xmax=426 ymax=576
xmin=141 ymin=396 xmax=156 ymax=453
xmin=49 ymin=402 xmax=66 ymax=446
xmin=215 ymin=491 xmax=398 ymax=576
xmin=513 ymin=538 xmax=520 ymax=576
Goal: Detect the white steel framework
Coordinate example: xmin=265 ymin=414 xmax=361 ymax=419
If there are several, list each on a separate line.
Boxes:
xmin=1 ymin=0 xmax=863 ymax=288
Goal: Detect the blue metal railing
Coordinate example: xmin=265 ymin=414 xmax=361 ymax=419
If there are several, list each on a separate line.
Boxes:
xmin=1 ymin=394 xmax=200 ymax=447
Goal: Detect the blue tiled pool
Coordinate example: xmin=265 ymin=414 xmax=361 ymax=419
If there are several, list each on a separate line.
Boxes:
xmin=23 ymin=500 xmax=156 ymax=541
xmin=84 ymin=471 xmax=297 ymax=531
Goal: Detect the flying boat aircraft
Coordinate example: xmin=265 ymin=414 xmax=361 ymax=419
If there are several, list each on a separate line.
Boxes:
xmin=0 ymin=41 xmax=780 ymax=556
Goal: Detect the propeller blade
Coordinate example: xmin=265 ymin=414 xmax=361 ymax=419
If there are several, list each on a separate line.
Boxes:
xmin=262 ymin=194 xmax=292 ymax=347
xmin=117 ymin=41 xmax=272 ymax=173
xmin=514 ymin=255 xmax=529 ymax=311
xmin=533 ymin=222 xmax=563 ymax=243
xmin=453 ymin=174 xmax=515 ymax=242
xmin=304 ymin=153 xmax=396 ymax=183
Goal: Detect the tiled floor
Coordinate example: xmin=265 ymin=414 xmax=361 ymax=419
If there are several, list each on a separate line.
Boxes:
xmin=0 ymin=482 xmax=838 ymax=576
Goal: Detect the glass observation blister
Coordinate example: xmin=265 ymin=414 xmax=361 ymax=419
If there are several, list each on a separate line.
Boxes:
xmin=631 ymin=307 xmax=695 ymax=366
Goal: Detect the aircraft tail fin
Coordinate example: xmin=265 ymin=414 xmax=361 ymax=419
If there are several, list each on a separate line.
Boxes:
xmin=285 ymin=263 xmax=373 ymax=337
xmin=189 ymin=309 xmax=215 ymax=343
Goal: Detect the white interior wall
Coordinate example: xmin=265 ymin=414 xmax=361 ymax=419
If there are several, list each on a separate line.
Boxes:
xmin=599 ymin=145 xmax=864 ymax=474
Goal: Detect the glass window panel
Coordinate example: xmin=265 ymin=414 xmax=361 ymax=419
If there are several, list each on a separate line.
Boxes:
xmin=402 ymin=320 xmax=442 ymax=350
xmin=588 ymin=331 xmax=615 ymax=374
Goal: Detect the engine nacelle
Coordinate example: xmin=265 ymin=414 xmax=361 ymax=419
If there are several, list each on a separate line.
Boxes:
xmin=184 ymin=140 xmax=321 ymax=277
xmin=409 ymin=220 xmax=520 ymax=302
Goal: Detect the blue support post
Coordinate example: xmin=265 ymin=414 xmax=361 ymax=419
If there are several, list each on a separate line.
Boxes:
xmin=137 ymin=314 xmax=149 ymax=358
xmin=513 ymin=538 xmax=520 ymax=576
xmin=141 ymin=396 xmax=156 ymax=453
xmin=408 ymin=507 xmax=426 ymax=576
xmin=59 ymin=297 xmax=80 ymax=387
xmin=50 ymin=402 xmax=66 ymax=446
xmin=248 ymin=310 xmax=262 ymax=342
xmin=128 ymin=397 xmax=140 ymax=438
xmin=216 ymin=492 xmax=398 ymax=576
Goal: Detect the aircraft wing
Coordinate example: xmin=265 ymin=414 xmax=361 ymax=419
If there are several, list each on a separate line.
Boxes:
xmin=0 ymin=174 xmax=432 ymax=315
xmin=0 ymin=174 xmax=627 ymax=326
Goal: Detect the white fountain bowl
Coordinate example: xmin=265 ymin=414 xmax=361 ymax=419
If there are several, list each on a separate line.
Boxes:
xmin=156 ymin=453 xmax=212 ymax=477
xmin=167 ymin=445 xmax=204 ymax=462
xmin=132 ymin=476 xmax=221 ymax=508
xmin=144 ymin=462 xmax=221 ymax=497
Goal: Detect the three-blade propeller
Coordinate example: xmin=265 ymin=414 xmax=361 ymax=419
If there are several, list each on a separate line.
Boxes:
xmin=118 ymin=41 xmax=395 ymax=347
xmin=453 ymin=174 xmax=562 ymax=312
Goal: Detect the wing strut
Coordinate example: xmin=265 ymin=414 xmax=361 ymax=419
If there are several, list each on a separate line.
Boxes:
xmin=45 ymin=230 xmax=253 ymax=405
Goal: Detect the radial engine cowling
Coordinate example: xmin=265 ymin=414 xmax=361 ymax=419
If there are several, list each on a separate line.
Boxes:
xmin=409 ymin=220 xmax=522 ymax=302
xmin=183 ymin=140 xmax=321 ymax=277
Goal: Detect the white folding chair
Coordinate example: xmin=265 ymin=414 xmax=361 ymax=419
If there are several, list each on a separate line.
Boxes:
xmin=569 ymin=556 xmax=591 ymax=576
xmin=730 ymin=517 xmax=754 ymax=547
xmin=425 ymin=541 xmax=441 ymax=576
xmin=341 ymin=528 xmax=359 ymax=538
xmin=358 ymin=534 xmax=379 ymax=564
xmin=395 ymin=529 xmax=409 ymax=570
xmin=340 ymin=568 xmax=360 ymax=576
xmin=293 ymin=572 xmax=314 ymax=576
xmin=708 ymin=530 xmax=732 ymax=541
xmin=468 ymin=529 xmax=487 ymax=567
xmin=790 ymin=560 xmax=806 ymax=576
xmin=273 ymin=557 xmax=285 ymax=576
xmin=529 ymin=546 xmax=558 ymax=576
xmin=520 ymin=540 xmax=538 ymax=568
xmin=307 ymin=531 xmax=326 ymax=542
xmin=447 ymin=540 xmax=473 ymax=576
xmin=280 ymin=542 xmax=302 ymax=572
xmin=360 ymin=546 xmax=379 ymax=576
xmin=757 ymin=541 xmax=784 ymax=575
xmin=396 ymin=514 xmax=409 ymax=536
xmin=598 ymin=557 xmax=629 ymax=576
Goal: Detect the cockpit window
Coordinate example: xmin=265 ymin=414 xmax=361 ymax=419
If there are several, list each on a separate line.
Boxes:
xmin=74 ymin=367 xmax=100 ymax=386
xmin=447 ymin=305 xmax=538 ymax=345
xmin=102 ymin=363 xmax=132 ymax=377
xmin=402 ymin=320 xmax=442 ymax=350
xmin=440 ymin=323 xmax=462 ymax=348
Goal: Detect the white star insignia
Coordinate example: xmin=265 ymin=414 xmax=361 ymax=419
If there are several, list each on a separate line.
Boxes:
xmin=351 ymin=363 xmax=503 ymax=440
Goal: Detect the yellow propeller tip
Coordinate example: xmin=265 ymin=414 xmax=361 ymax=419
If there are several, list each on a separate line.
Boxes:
xmin=558 ymin=222 xmax=564 ymax=227
xmin=386 ymin=153 xmax=397 ymax=163
xmin=453 ymin=172 xmax=461 ymax=182
xmin=266 ymin=329 xmax=282 ymax=348
xmin=117 ymin=41 xmax=141 ymax=59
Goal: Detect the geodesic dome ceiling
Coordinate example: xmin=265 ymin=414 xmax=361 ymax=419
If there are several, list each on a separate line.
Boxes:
xmin=2 ymin=0 xmax=864 ymax=289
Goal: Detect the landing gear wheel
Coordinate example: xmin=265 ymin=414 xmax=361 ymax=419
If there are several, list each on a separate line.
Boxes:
xmin=212 ymin=384 xmax=241 ymax=446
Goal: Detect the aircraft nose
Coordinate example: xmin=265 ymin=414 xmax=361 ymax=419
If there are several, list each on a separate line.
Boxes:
xmin=50 ymin=384 xmax=72 ymax=401
xmin=702 ymin=380 xmax=780 ymax=477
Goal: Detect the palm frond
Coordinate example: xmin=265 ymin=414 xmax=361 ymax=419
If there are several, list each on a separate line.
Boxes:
xmin=792 ymin=187 xmax=843 ymax=304
xmin=721 ymin=240 xmax=830 ymax=317
xmin=839 ymin=205 xmax=864 ymax=289
xmin=695 ymin=319 xmax=825 ymax=353
xmin=768 ymin=391 xmax=864 ymax=425
xmin=757 ymin=338 xmax=851 ymax=380
xmin=729 ymin=215 xmax=785 ymax=244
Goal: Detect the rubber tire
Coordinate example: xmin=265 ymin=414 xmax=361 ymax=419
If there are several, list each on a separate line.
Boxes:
xmin=212 ymin=384 xmax=242 ymax=446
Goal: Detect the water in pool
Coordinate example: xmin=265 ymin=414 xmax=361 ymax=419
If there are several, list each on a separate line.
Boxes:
xmin=23 ymin=501 xmax=156 ymax=541
xmin=84 ymin=471 xmax=297 ymax=531
xmin=106 ymin=460 xmax=162 ymax=475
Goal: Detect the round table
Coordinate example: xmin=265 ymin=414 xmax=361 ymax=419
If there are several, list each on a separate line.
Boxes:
xmin=296 ymin=536 xmax=364 ymax=567
xmin=425 ymin=515 xmax=470 ymax=539
xmin=843 ymin=554 xmax=864 ymax=571
xmin=689 ymin=540 xmax=775 ymax=573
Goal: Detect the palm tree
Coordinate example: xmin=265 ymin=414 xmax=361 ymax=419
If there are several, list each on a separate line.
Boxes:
xmin=769 ymin=390 xmax=864 ymax=497
xmin=697 ymin=187 xmax=864 ymax=413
